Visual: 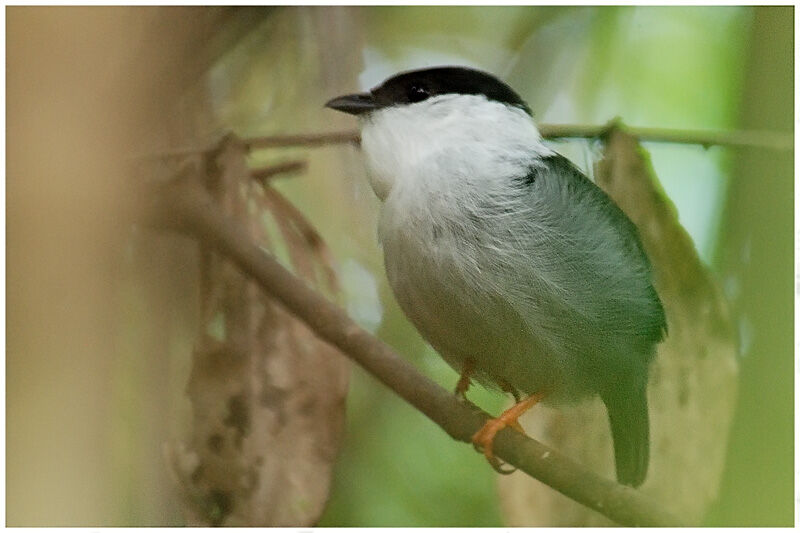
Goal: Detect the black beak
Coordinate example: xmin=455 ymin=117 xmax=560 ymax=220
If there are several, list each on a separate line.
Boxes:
xmin=325 ymin=92 xmax=379 ymax=115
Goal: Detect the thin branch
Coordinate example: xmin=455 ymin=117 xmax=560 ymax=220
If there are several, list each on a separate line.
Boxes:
xmin=538 ymin=123 xmax=793 ymax=151
xmin=129 ymin=132 xmax=356 ymax=160
xmin=242 ymin=124 xmax=792 ymax=151
xmin=246 ymin=131 xmax=360 ymax=150
xmin=133 ymin=122 xmax=792 ymax=161
xmin=250 ymin=160 xmax=308 ymax=183
xmin=150 ymin=177 xmax=689 ymax=527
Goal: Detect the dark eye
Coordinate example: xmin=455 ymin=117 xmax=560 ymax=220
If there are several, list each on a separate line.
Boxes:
xmin=407 ymin=84 xmax=430 ymax=103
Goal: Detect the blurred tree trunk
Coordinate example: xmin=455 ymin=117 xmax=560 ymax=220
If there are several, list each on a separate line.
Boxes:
xmin=7 ymin=8 xmax=157 ymax=525
xmin=709 ymin=6 xmax=793 ymax=526
xmin=8 ymin=6 xmax=364 ymax=526
xmin=7 ymin=7 xmax=269 ymax=525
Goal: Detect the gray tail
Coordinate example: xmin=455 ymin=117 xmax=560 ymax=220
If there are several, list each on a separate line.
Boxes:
xmin=600 ymin=375 xmax=650 ymax=487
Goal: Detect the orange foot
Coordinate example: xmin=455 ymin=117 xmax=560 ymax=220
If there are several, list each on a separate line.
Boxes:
xmin=472 ymin=392 xmax=545 ymax=474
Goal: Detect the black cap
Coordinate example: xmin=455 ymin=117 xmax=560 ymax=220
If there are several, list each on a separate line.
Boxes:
xmin=325 ymin=66 xmax=531 ymax=116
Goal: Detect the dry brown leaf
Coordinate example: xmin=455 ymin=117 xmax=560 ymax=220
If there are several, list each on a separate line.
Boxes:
xmin=498 ymin=126 xmax=738 ymax=526
xmin=169 ymin=138 xmax=349 ymax=526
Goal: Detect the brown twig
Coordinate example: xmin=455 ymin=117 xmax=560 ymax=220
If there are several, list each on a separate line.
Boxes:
xmin=246 ymin=131 xmax=360 ymax=150
xmin=133 ymin=122 xmax=792 ymax=161
xmin=129 ymin=132 xmax=359 ymax=160
xmin=539 ymin=123 xmax=794 ymax=151
xmin=150 ymin=176 xmax=689 ymax=527
xmin=251 ymin=160 xmax=308 ymax=183
xmin=244 ymin=125 xmax=793 ymax=151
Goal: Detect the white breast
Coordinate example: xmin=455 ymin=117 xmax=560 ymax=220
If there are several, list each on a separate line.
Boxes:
xmin=356 ymin=95 xmax=570 ymax=394
xmin=360 ymin=94 xmax=552 ymax=246
xmin=359 ymin=94 xmax=551 ymax=204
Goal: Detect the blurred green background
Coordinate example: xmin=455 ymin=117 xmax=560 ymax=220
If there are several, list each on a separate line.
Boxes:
xmin=7 ymin=5 xmax=793 ymax=526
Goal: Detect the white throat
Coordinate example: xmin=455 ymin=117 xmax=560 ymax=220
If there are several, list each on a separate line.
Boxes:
xmin=358 ymin=93 xmax=552 ymax=202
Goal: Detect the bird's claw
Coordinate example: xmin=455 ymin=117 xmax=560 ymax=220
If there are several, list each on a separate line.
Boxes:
xmin=471 ymin=439 xmax=517 ymax=474
xmin=490 ymin=457 xmax=518 ymax=475
xmin=471 ymin=392 xmax=544 ymax=475
xmin=471 ymin=417 xmax=522 ymax=475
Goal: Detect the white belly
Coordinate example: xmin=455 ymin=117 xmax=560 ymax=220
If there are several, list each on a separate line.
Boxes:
xmin=380 ymin=217 xmax=569 ymax=399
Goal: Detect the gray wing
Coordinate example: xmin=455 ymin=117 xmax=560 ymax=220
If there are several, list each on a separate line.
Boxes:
xmin=488 ymin=154 xmax=666 ymax=384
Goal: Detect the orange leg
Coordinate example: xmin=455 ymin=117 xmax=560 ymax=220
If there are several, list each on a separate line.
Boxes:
xmin=454 ymin=359 xmax=474 ymax=398
xmin=472 ymin=391 xmax=546 ymax=474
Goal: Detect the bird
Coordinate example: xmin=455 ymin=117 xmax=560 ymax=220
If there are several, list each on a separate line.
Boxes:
xmin=325 ymin=66 xmax=667 ymax=487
